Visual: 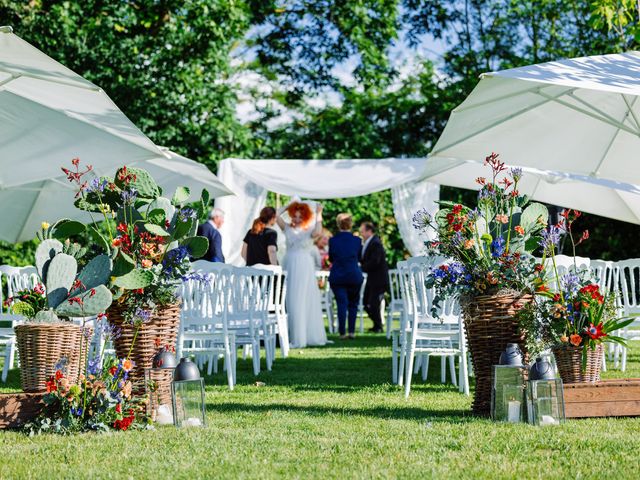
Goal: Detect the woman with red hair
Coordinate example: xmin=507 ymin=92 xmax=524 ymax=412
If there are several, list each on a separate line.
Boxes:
xmin=276 ymin=198 xmax=327 ymax=348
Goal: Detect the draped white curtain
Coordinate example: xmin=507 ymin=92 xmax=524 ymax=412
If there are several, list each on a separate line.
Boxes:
xmin=215 ymin=158 xmax=439 ymax=265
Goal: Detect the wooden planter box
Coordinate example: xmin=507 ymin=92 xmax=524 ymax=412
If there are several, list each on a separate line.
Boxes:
xmin=563 ymin=379 xmax=640 ymax=418
xmin=0 ymin=393 xmax=44 ymax=429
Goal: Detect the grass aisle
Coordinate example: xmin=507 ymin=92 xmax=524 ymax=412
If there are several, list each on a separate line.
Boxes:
xmin=2 ymin=335 xmax=640 ymax=479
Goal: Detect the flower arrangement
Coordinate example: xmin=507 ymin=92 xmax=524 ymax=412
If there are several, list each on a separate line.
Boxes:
xmin=522 ymin=209 xmax=633 ymax=363
xmin=413 ymin=153 xmax=549 ymax=308
xmin=25 ymin=356 xmax=149 ymax=435
xmin=63 ymin=159 xmax=211 ymax=320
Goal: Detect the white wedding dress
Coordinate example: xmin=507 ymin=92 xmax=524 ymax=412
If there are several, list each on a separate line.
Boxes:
xmin=283 ymin=223 xmax=327 ymax=348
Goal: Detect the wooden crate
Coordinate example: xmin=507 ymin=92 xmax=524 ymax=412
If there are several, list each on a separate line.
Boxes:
xmin=0 ymin=392 xmax=44 ymax=429
xmin=563 ymin=379 xmax=640 ymax=418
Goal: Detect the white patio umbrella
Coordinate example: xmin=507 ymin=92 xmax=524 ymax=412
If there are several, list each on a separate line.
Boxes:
xmin=0 ymin=149 xmax=234 ymax=243
xmin=0 ymin=25 xmax=166 ymax=188
xmin=428 ymin=51 xmax=640 ymax=186
xmin=424 ymin=160 xmax=640 ymax=224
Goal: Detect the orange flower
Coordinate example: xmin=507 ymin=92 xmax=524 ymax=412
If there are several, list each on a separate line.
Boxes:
xmin=141 ymin=259 xmax=153 ymax=269
xmin=536 ymin=284 xmax=550 ymax=293
xmin=560 ymin=335 xmax=569 ymax=343
xmin=464 ymin=239 xmax=475 ymax=249
xmin=495 ymin=214 xmax=509 ymax=224
xmin=569 ymin=334 xmax=582 ymax=347
xmin=122 ymin=359 xmax=133 ymax=372
xmin=514 ymin=225 xmax=525 ymax=235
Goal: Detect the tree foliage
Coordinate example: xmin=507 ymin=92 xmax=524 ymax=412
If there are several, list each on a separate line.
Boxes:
xmin=1 ymin=0 xmax=640 ymax=267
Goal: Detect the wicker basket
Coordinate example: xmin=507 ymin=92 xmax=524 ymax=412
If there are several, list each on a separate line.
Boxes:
xmin=553 ymin=343 xmax=603 ymax=384
xmin=107 ymin=303 xmax=181 ymax=393
xmin=15 ymin=323 xmax=92 ymax=393
xmin=461 ymin=292 xmax=532 ymax=416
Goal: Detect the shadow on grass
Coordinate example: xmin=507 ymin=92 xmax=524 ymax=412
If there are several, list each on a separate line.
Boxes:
xmin=208 ymin=401 xmax=476 ymax=422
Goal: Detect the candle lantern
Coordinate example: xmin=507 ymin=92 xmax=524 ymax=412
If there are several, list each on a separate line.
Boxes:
xmin=491 ymin=343 xmax=527 ymax=422
xmin=144 ymin=348 xmax=178 ymax=425
xmin=171 ymin=357 xmax=206 ymax=427
xmin=526 ymin=357 xmax=565 ymax=426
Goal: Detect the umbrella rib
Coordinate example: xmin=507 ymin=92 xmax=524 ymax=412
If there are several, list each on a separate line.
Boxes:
xmin=0 ymin=67 xmax=100 ymax=91
xmin=592 ymin=96 xmax=638 ymax=177
xmin=431 ymin=87 xmax=575 ymax=156
xmin=451 ymin=83 xmax=548 ymax=113
xmin=537 ymin=91 xmax=640 ymax=137
xmin=622 ymin=94 xmax=640 ymax=132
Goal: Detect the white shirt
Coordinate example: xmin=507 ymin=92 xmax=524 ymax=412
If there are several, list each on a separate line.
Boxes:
xmin=361 ymin=235 xmax=374 ymax=257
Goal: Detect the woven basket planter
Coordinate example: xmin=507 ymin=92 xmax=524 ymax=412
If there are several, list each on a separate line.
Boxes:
xmin=15 ymin=323 xmax=92 ymax=393
xmin=553 ymin=343 xmax=603 ymax=384
xmin=107 ymin=303 xmax=181 ymax=394
xmin=461 ymin=292 xmax=532 ymax=416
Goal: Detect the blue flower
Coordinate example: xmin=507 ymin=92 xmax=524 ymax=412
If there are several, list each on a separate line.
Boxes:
xmin=70 ymin=407 xmax=83 ymax=417
xmin=539 ymin=225 xmax=562 ymax=253
xmin=561 ymin=273 xmax=580 ymax=295
xmin=87 ymin=356 xmax=102 ymax=376
xmin=120 ymin=189 xmax=138 ymax=205
xmin=178 ymin=208 xmax=196 ymax=223
xmin=133 ymin=307 xmax=152 ymax=323
xmin=412 ymin=208 xmax=432 ymax=231
xmin=491 ymin=237 xmax=505 ymax=257
xmin=510 ymin=167 xmax=523 ymax=182
xmin=86 ymin=178 xmax=108 ymax=194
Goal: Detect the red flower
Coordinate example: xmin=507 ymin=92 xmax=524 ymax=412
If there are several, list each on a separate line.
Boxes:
xmin=34 ymin=283 xmax=45 ymax=295
xmin=115 ymin=403 xmax=122 ymax=414
xmin=586 ymin=322 xmax=606 ymax=340
xmin=55 ymin=370 xmax=63 ymax=380
xmin=553 ymin=293 xmax=561 ymax=302
xmin=68 ymin=296 xmax=83 ymax=306
xmin=452 ymin=204 xmax=463 ymax=215
xmin=534 ymin=264 xmax=544 ymax=272
xmin=536 ymin=284 xmax=550 ymax=293
xmin=134 ymin=288 xmax=144 ymax=295
xmin=109 ymin=366 xmax=118 ymax=376
xmin=45 ymin=378 xmax=57 ymax=393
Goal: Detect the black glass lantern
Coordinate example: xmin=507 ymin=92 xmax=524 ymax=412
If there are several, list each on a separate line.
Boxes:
xmin=491 ymin=343 xmax=527 ymax=422
xmin=145 ymin=349 xmax=178 ymax=425
xmin=171 ymin=357 xmax=206 ymax=427
xmin=526 ymin=357 xmax=566 ymax=426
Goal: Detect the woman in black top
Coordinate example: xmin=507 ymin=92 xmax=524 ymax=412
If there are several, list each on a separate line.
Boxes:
xmin=242 ymin=207 xmax=278 ymax=266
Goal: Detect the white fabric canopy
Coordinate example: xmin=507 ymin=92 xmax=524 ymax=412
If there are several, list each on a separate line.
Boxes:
xmin=0 ymin=26 xmax=166 ymax=188
xmin=215 ymin=158 xmax=440 ymax=264
xmin=0 ymin=149 xmax=234 ymax=243
xmin=429 ymin=51 xmax=640 ymax=186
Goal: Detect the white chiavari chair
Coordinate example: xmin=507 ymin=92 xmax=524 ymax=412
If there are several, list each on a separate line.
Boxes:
xmin=386 ymin=268 xmax=404 ymax=339
xmin=253 ymin=264 xmax=289 ymax=358
xmin=316 ymin=271 xmax=336 ymax=334
xmin=178 ymin=270 xmax=236 ymax=388
xmin=0 ymin=266 xmax=37 ymax=382
xmin=358 ymin=273 xmax=367 ymax=334
xmin=403 ymin=260 xmax=469 ymax=398
xmin=612 ymin=259 xmax=640 ymax=371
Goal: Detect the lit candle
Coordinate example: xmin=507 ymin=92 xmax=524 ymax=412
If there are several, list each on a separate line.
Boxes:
xmin=155 ymin=404 xmax=173 ymax=425
xmin=183 ymin=417 xmax=203 ymax=427
xmin=540 ymin=415 xmax=559 ymax=426
xmin=507 ymin=400 xmax=521 ymax=423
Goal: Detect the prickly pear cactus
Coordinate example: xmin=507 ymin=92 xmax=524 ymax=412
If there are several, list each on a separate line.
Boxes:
xmin=75 ymin=254 xmax=112 ymax=293
xmin=55 ymin=285 xmax=113 ymax=317
xmin=113 ymin=268 xmax=154 ymax=290
xmin=114 ymin=166 xmax=160 ymax=199
xmin=45 ymin=253 xmax=77 ymax=309
xmin=34 ymin=309 xmax=60 ymax=323
xmin=35 ymin=239 xmax=63 ymax=282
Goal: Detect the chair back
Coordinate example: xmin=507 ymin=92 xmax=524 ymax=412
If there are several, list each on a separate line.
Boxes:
xmin=615 ymin=259 xmax=640 ymax=316
xmin=0 ymin=265 xmax=39 ymax=314
xmin=388 ymin=268 xmax=403 ymax=304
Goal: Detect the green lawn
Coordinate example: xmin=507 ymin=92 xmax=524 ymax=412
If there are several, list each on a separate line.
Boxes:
xmin=2 ymin=334 xmax=640 ymax=479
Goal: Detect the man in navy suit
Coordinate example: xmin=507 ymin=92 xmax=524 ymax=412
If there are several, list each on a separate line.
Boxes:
xmin=197 ymin=208 xmax=225 ymax=263
xmin=328 ymin=213 xmax=363 ymax=339
xmin=359 ymin=222 xmax=389 ymax=333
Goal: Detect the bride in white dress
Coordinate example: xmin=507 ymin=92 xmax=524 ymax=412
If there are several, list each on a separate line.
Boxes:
xmin=276 ymin=199 xmax=327 ymax=348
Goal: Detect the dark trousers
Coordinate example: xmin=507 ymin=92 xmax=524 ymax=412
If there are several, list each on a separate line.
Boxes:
xmin=331 ymin=283 xmax=361 ymax=335
xmin=364 ymin=284 xmax=385 ymax=330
